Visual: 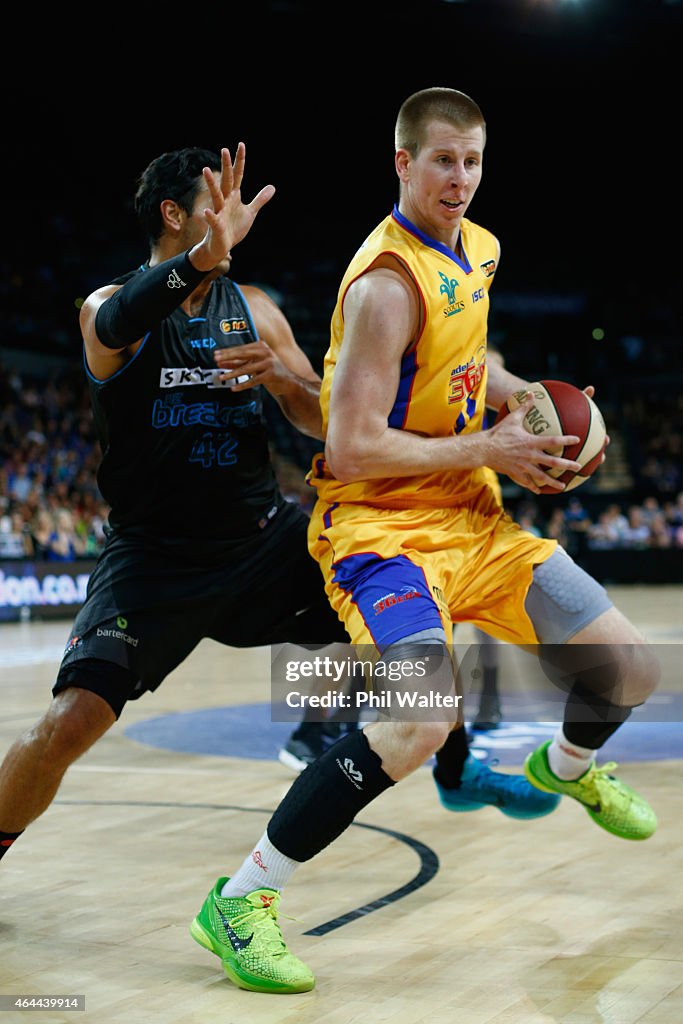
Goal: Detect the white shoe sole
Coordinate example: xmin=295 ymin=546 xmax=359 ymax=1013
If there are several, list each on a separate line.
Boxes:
xmin=277 ymin=748 xmax=309 ymax=773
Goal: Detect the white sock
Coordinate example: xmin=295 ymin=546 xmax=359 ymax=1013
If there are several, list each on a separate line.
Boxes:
xmin=547 ymin=729 xmax=595 ymax=780
xmin=221 ymin=831 xmax=299 ymax=897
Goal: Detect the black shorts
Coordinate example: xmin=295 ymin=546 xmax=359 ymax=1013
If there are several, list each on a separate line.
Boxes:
xmin=53 ymin=501 xmax=348 ymax=716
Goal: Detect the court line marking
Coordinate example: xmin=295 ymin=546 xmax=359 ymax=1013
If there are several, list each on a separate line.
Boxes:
xmin=53 ymin=798 xmax=439 ymax=935
xmin=69 ymin=764 xmax=241 ymax=775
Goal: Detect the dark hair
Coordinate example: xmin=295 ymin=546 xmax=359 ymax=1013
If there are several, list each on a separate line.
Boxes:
xmin=134 ymin=147 xmax=221 ymax=246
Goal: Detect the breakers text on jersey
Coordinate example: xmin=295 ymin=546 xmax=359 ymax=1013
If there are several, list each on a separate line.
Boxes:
xmin=152 ymin=396 xmax=258 ymax=430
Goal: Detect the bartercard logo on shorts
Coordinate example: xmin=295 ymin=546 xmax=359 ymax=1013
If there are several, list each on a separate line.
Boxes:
xmin=160 ymin=367 xmax=250 ymax=389
xmin=96 ymin=624 xmax=139 ymax=647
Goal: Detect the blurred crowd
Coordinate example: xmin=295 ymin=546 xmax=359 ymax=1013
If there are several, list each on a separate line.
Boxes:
xmin=0 ymin=362 xmax=108 ymax=561
xmin=1 ymin=359 xmax=683 ymax=566
xmin=622 ymin=389 xmax=683 ymax=500
xmin=511 ymin=495 xmax=683 ymax=558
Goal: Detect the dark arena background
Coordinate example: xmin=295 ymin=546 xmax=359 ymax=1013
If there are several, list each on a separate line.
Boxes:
xmin=1 ymin=2 xmax=682 ymax=1023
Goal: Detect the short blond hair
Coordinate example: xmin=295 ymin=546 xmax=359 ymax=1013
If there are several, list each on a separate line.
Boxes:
xmin=395 ymin=87 xmax=486 ymax=155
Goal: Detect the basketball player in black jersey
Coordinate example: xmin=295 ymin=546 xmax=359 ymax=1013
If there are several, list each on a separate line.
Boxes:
xmin=0 ymin=146 xmax=349 ymax=845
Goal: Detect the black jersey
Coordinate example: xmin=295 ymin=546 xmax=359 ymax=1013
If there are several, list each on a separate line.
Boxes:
xmin=87 ymin=270 xmax=282 ymax=542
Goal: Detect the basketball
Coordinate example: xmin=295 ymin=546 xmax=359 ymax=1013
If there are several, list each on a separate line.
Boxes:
xmin=494 ymin=379 xmax=607 ymax=493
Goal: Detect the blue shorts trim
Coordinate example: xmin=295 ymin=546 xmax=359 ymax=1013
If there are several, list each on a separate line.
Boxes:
xmin=330 ymin=551 xmax=443 ymax=651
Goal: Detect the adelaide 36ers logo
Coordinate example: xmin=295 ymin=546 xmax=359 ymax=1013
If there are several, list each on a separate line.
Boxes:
xmin=448 ymin=345 xmax=486 ymax=405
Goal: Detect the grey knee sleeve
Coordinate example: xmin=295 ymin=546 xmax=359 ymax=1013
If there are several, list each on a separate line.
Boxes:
xmin=525 ymin=548 xmax=613 ymax=644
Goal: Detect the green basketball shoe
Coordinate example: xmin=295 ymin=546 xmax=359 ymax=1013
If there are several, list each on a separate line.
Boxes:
xmin=524 ymin=740 xmax=657 ymax=840
xmin=190 ymin=877 xmax=315 ymax=993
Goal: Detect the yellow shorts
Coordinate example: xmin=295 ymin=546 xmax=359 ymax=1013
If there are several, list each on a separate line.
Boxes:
xmin=482 ymin=466 xmax=503 ymax=507
xmin=308 ymin=488 xmax=556 ymax=649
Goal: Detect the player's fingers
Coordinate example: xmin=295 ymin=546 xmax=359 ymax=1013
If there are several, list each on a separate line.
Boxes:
xmin=216 ymin=350 xmax=271 ymax=370
xmin=532 ymin=472 xmax=566 ymax=492
xmin=540 ymin=477 xmax=566 ymax=492
xmin=214 ymin=351 xmax=247 ymax=366
xmin=582 ymin=385 xmax=595 ymax=398
xmin=220 ymin=147 xmax=235 ymax=196
xmin=536 ymin=453 xmax=581 ymax=472
xmin=205 ymin=205 xmax=223 ymax=225
xmin=532 ymin=433 xmax=580 ymax=449
xmin=216 ymin=369 xmax=252 ymax=384
xmin=222 ymin=361 xmax=269 ymax=381
xmin=232 ymin=142 xmax=246 ymax=190
xmin=215 ymin=341 xmax=266 ymax=362
xmin=248 ymin=184 xmax=276 ymax=214
xmin=507 ymin=393 xmax=534 ymax=416
xmin=520 ymin=472 xmax=543 ymax=495
xmin=230 ymin=375 xmax=261 ymax=391
xmin=204 ymin=166 xmax=224 ymax=211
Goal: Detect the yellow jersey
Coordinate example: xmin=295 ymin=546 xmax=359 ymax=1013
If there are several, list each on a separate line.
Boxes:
xmin=308 ymin=205 xmax=501 ymax=509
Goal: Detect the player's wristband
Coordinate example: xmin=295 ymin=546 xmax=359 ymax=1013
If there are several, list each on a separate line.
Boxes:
xmin=94 ymin=250 xmax=210 ymax=349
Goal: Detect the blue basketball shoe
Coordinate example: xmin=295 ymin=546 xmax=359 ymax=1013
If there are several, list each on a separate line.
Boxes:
xmin=434 ymin=754 xmax=561 ymax=819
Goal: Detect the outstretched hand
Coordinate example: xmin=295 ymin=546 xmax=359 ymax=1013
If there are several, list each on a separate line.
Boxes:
xmin=191 ymin=144 xmax=275 ymax=271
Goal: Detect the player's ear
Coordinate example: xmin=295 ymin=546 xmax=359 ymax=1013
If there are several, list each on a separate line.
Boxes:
xmin=159 ymin=199 xmax=184 ymax=235
xmin=395 ymin=149 xmax=411 ymax=182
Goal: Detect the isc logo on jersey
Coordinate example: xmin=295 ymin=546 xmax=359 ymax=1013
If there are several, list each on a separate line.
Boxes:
xmin=160 ymin=368 xmax=250 ymax=389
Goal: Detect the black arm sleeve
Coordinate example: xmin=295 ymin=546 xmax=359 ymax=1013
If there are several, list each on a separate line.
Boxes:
xmin=94 ymin=250 xmax=210 ymax=349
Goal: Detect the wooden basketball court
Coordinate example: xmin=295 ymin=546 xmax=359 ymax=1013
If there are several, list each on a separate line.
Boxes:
xmin=1 ymin=584 xmax=681 ymax=1024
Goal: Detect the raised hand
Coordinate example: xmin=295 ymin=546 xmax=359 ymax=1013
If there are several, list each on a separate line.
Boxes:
xmin=190 ymin=144 xmax=275 ymax=270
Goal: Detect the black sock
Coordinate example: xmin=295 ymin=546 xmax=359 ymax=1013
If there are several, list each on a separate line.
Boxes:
xmin=291 ymin=719 xmax=325 ymax=740
xmin=433 ymin=726 xmax=469 ymax=789
xmin=0 ymin=829 xmax=24 ymax=861
xmin=267 ymin=730 xmax=394 ymax=861
xmin=562 ymin=681 xmax=634 ymax=749
xmin=481 ymin=666 xmax=499 ymax=699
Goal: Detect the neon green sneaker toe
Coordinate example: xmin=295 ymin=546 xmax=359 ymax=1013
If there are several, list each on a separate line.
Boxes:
xmin=524 ymin=740 xmax=657 ymax=840
xmin=190 ymin=877 xmax=315 ymax=993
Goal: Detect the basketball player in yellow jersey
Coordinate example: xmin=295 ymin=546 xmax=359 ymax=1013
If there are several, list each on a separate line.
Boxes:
xmin=181 ymin=89 xmax=660 ymax=997
xmin=302 ymin=86 xmax=658 ymax=846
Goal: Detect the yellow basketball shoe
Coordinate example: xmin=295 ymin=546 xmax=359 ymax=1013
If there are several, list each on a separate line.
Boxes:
xmin=524 ymin=740 xmax=657 ymax=840
xmin=190 ymin=877 xmax=315 ymax=993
